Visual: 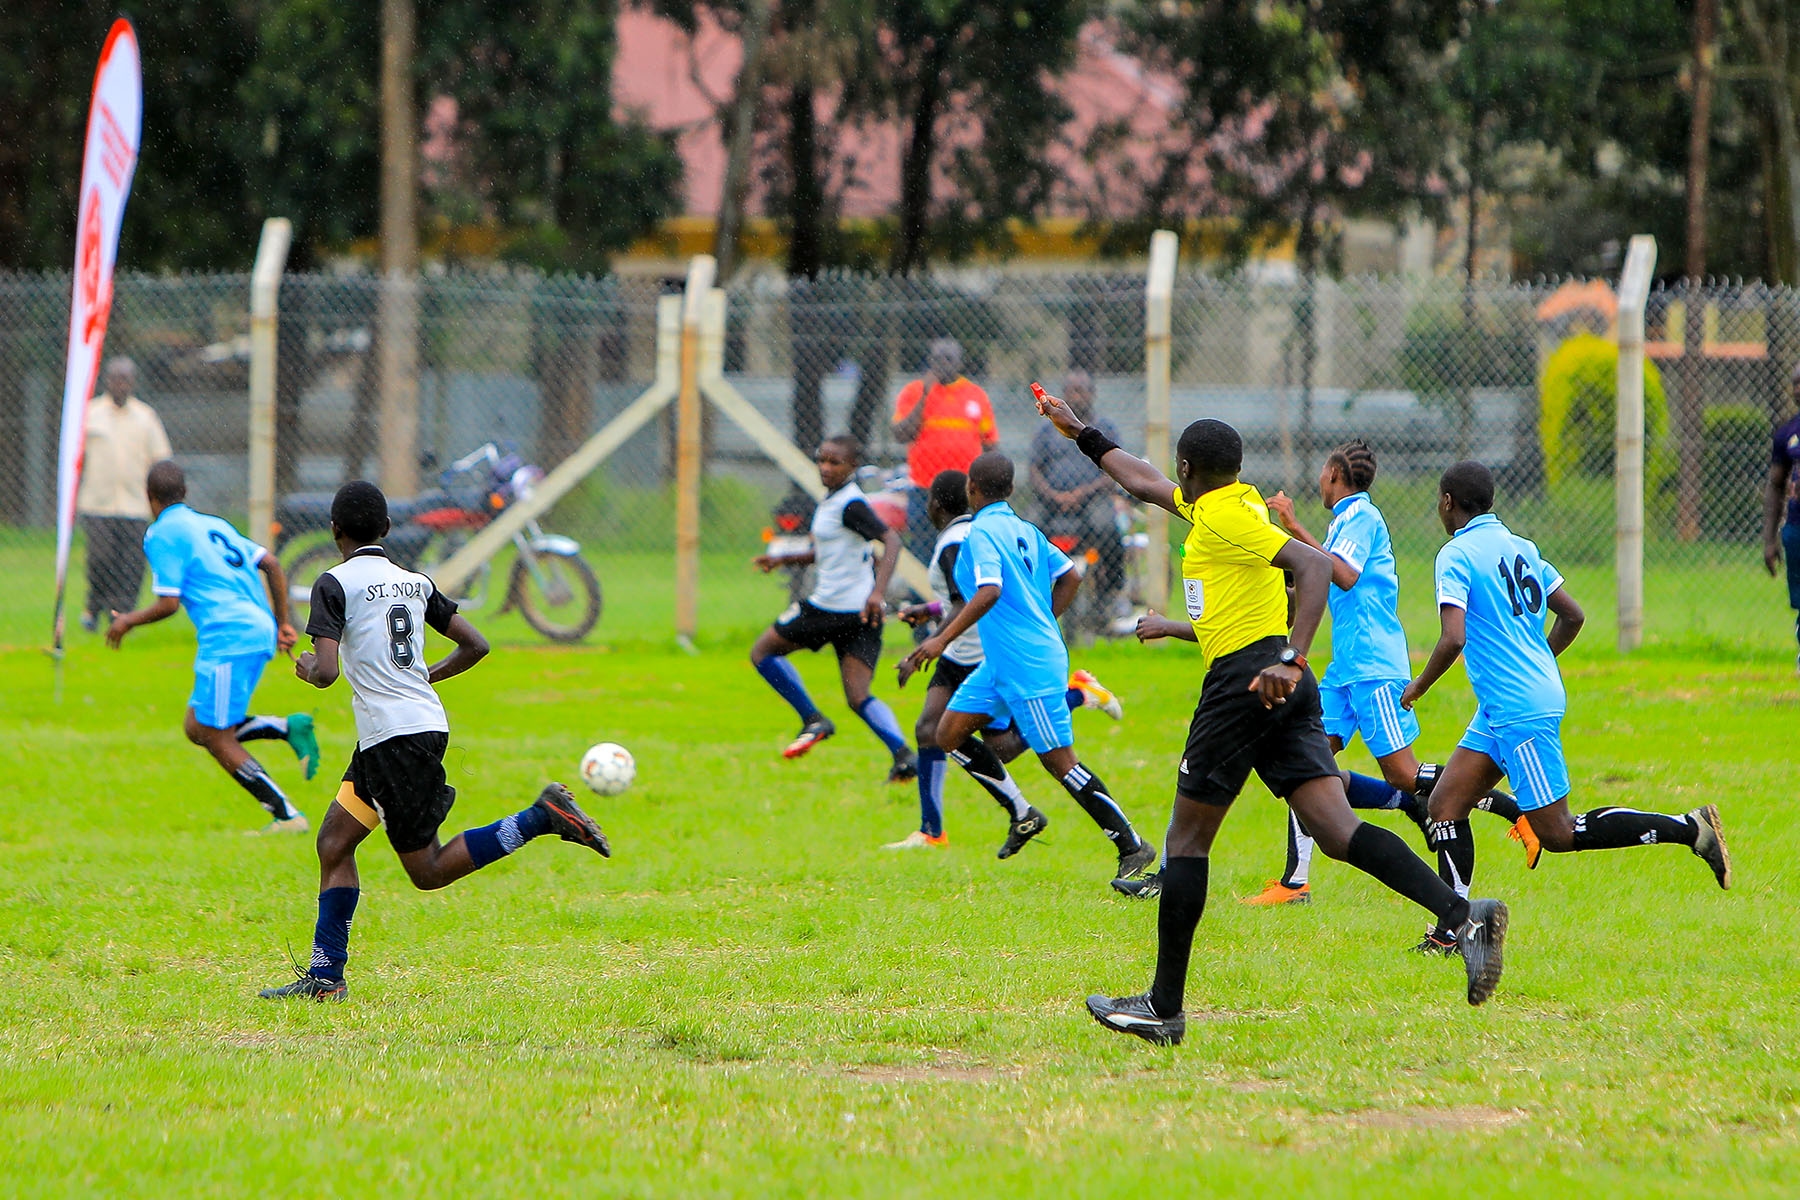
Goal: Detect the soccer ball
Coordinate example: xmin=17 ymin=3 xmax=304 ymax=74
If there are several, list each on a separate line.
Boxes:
xmin=579 ymin=742 xmax=635 ymax=796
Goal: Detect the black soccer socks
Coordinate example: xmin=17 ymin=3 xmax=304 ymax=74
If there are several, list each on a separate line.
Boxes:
xmin=947 ymin=736 xmax=1032 ymax=820
xmin=1149 ymin=856 xmax=1209 ymax=1018
xmin=1571 ymin=807 xmax=1699 ymax=851
xmin=1347 ymin=822 xmax=1471 ymax=932
xmin=232 ymin=757 xmax=299 ymax=820
xmin=1059 ymin=762 xmax=1139 ymax=847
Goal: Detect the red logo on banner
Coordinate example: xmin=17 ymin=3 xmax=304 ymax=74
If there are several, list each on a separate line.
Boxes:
xmin=77 ymin=188 xmax=109 ymax=341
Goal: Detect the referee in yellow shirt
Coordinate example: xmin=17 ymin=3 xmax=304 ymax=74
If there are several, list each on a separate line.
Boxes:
xmin=1033 ymin=388 xmax=1510 ymax=1045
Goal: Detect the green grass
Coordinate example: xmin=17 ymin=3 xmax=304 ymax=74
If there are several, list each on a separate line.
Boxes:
xmin=2 ymin=543 xmax=1799 ymax=1195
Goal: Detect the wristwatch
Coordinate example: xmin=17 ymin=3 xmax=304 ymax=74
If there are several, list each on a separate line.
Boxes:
xmin=1277 ymin=645 xmax=1308 ymax=671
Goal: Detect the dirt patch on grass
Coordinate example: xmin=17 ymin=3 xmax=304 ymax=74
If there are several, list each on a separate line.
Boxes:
xmin=843 ymin=1060 xmax=1021 ymax=1084
xmin=1345 ymin=1105 xmax=1524 ymax=1131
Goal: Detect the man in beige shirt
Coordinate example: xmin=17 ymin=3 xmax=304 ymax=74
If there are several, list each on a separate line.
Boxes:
xmin=77 ymin=356 xmax=171 ymax=630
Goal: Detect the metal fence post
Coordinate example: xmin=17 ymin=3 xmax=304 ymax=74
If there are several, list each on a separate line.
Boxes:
xmin=1616 ymin=234 xmax=1657 ymax=652
xmin=1144 ymin=230 xmax=1179 ymax=611
xmin=247 ymin=218 xmax=291 ymax=546
xmin=676 ymin=255 xmax=716 ymax=647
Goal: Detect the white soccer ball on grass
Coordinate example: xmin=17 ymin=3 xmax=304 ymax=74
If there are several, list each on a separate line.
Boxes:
xmin=580 ymin=742 xmax=636 ymax=796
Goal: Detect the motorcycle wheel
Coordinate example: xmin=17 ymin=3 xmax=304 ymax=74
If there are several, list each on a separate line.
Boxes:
xmin=509 ymin=550 xmax=602 ymax=642
xmin=283 ymin=542 xmax=340 ymax=616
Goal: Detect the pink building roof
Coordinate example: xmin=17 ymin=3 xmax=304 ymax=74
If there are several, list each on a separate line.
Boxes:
xmin=611 ymin=10 xmax=1188 ymax=222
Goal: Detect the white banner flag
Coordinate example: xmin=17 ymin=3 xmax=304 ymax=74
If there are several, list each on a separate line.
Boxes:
xmin=52 ymin=18 xmax=143 ymax=649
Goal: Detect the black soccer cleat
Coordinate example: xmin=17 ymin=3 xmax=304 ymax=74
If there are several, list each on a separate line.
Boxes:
xmin=1085 ymin=992 xmax=1185 ymax=1046
xmin=1400 ymin=790 xmax=1431 ymax=839
xmin=1116 ymin=837 xmax=1157 ymax=881
xmin=1111 ymin=868 xmax=1162 ymax=900
xmin=997 ymin=806 xmax=1049 ymax=859
xmin=259 ymin=970 xmax=347 ymax=1003
xmin=783 ymin=716 xmax=836 ymax=759
xmin=1456 ymin=899 xmax=1508 ymax=1006
xmin=1411 ymin=926 xmax=1461 ymax=957
xmin=1689 ymin=804 xmax=1732 ymax=890
xmin=887 ymin=748 xmax=919 ymax=784
xmin=533 ymin=783 xmax=611 ymax=858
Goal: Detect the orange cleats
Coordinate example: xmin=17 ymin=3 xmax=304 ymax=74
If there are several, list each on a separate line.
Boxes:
xmin=1509 ymin=817 xmax=1542 ymax=870
xmin=1068 ymin=669 xmax=1124 ymax=720
xmin=883 ymin=831 xmax=949 ymax=850
xmin=1240 ymin=878 xmax=1311 ymax=906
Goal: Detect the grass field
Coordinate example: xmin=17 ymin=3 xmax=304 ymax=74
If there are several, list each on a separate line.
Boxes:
xmin=3 ymin=543 xmax=1799 ymax=1196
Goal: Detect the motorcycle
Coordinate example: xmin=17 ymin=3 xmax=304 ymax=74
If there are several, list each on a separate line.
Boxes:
xmin=276 ymin=441 xmax=603 ymax=642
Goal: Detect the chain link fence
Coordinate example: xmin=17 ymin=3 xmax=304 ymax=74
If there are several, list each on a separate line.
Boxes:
xmin=2 ymin=266 xmax=1793 ymax=649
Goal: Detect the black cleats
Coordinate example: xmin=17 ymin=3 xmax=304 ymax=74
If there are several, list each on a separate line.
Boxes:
xmin=1085 ymin=993 xmax=1185 ymax=1046
xmin=1111 ymin=868 xmax=1162 ymax=900
xmin=533 ymin=783 xmax=611 ymax=858
xmin=1400 ymin=791 xmax=1431 ymax=838
xmin=1689 ymin=804 xmax=1732 ymax=889
xmin=1116 ymin=838 xmax=1157 ymax=881
xmin=258 ymin=970 xmax=347 ymax=1003
xmin=1411 ymin=926 xmax=1460 ymax=957
xmin=1457 ymin=899 xmax=1508 ymax=1006
xmin=887 ymin=748 xmax=919 ymax=784
xmin=997 ymin=806 xmax=1049 ymax=859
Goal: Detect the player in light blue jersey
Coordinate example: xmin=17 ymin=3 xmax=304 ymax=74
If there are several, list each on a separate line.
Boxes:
xmin=1239 ymin=442 xmax=1520 ymax=935
xmin=1402 ymin=461 xmax=1732 ymax=941
xmin=902 ymin=453 xmax=1156 ymax=882
xmin=106 ymin=461 xmax=320 ymax=833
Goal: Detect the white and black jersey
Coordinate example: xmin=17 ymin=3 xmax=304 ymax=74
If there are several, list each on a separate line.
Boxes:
xmin=808 ymin=480 xmax=889 ymax=613
xmin=927 ymin=514 xmax=982 ymax=666
xmin=306 ymin=546 xmax=458 ymax=749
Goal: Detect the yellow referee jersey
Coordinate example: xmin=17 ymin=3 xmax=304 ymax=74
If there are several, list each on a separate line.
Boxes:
xmin=1172 ymin=481 xmax=1292 ymax=666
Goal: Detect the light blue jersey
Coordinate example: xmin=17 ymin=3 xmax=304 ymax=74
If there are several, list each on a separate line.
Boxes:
xmin=1433 ymin=513 xmax=1566 ymax=724
xmin=953 ymin=500 xmax=1072 ymax=698
xmin=144 ymin=503 xmax=277 ymax=660
xmin=1320 ymin=491 xmax=1410 ymax=685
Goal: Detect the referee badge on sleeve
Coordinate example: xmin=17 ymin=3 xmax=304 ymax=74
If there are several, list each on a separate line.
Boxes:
xmin=1184 ymin=578 xmax=1205 ymax=621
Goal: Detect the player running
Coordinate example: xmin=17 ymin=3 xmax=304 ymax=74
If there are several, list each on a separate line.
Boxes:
xmin=1401 ymin=461 xmax=1731 ymax=949
xmin=888 ymin=468 xmax=1124 ymax=850
xmin=751 ymin=435 xmax=917 ymax=782
xmin=1236 ymin=441 xmax=1525 ymax=920
xmin=105 ymin=460 xmax=320 ymax=834
xmin=1033 ymin=390 xmax=1509 ymax=1044
xmin=900 ymin=453 xmax=1157 ymax=883
xmin=260 ymin=481 xmax=609 ymax=1002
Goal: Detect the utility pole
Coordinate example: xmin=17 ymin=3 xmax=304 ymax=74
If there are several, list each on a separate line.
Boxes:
xmin=713 ymin=0 xmax=773 ymax=282
xmin=1677 ymin=0 xmax=1718 ymax=541
xmin=378 ymin=0 xmax=421 ymax=497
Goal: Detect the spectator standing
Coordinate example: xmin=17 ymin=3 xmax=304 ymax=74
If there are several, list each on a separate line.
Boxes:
xmin=77 ymin=356 xmax=170 ymax=631
xmin=1763 ymin=362 xmax=1800 ymax=672
xmin=891 ymin=340 xmax=997 ymax=566
xmin=1029 ymin=371 xmax=1123 ymax=607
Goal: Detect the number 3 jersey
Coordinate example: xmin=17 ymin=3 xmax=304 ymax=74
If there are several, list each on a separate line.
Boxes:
xmin=143 ymin=502 xmax=277 ymax=659
xmin=306 ymin=546 xmax=459 ymax=749
xmin=1433 ymin=512 xmax=1567 ymax=724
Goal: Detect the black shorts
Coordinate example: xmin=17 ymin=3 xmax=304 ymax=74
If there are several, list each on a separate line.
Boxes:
xmin=929 ymin=655 xmax=979 ymax=693
xmin=1177 ymin=636 xmax=1340 ymax=804
xmin=341 ymin=730 xmax=457 ymax=854
xmin=773 ymin=600 xmax=883 ymax=669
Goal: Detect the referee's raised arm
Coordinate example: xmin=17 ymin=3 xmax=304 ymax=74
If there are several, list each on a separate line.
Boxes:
xmin=1033 ymin=384 xmax=1179 ymax=514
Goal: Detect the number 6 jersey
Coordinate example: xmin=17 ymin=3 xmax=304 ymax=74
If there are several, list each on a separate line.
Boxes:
xmin=1433 ymin=512 xmax=1567 ymax=724
xmin=306 ymin=546 xmax=458 ymax=749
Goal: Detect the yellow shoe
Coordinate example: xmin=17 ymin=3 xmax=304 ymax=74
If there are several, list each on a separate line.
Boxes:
xmin=1240 ymin=878 xmax=1310 ymax=906
xmin=1068 ymin=669 xmax=1124 ymax=720
xmin=1508 ymin=818 xmax=1542 ymax=869
xmin=248 ymin=814 xmax=311 ymax=836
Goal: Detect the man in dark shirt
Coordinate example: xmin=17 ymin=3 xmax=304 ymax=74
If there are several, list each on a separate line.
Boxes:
xmin=1029 ymin=371 xmax=1123 ymax=606
xmin=1762 ymin=362 xmax=1800 ymax=672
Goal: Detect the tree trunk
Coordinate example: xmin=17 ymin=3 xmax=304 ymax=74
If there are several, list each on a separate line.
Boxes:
xmin=891 ymin=43 xmax=948 ymax=275
xmin=1296 ymin=210 xmax=1319 ymax=452
xmin=1741 ymin=0 xmax=1800 ymax=283
xmin=713 ymin=0 xmax=774 ymax=283
xmin=1676 ymin=0 xmax=1716 ymax=542
xmin=786 ymin=82 xmax=822 ymax=280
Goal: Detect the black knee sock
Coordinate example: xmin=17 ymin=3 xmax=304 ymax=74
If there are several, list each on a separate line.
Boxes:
xmin=1149 ymin=857 xmax=1208 ymax=1017
xmin=947 ymin=736 xmax=1031 ymax=820
xmin=1427 ymin=819 xmax=1475 ymax=898
xmin=1476 ymin=790 xmax=1522 ymax=822
xmin=1059 ymin=762 xmax=1140 ymax=848
xmin=1571 ymin=807 xmax=1698 ymax=851
xmin=1346 ymin=823 xmax=1470 ymax=931
xmin=232 ymin=757 xmax=299 ymax=820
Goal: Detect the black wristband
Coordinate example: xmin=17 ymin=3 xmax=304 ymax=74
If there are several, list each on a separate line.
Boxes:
xmin=1075 ymin=424 xmax=1118 ymax=466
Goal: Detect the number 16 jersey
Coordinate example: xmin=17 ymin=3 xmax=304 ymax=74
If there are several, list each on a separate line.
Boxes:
xmin=307 ymin=546 xmax=458 ymax=749
xmin=1433 ymin=513 xmax=1566 ymax=724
